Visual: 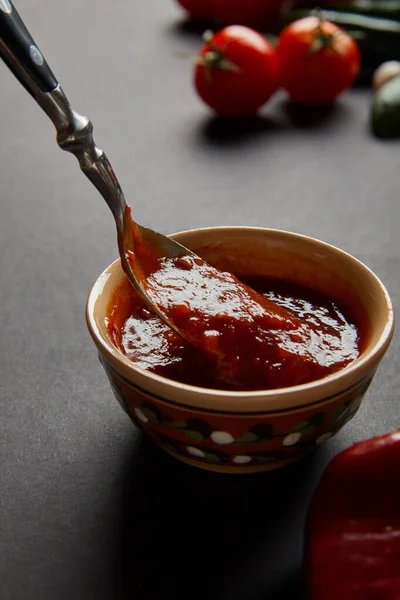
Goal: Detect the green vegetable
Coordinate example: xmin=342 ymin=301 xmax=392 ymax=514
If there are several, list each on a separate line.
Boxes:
xmin=310 ymin=1 xmax=400 ymax=20
xmin=371 ymin=75 xmax=400 ymax=138
xmin=282 ymin=9 xmax=400 ymax=34
xmin=373 ymin=60 xmax=400 ymax=89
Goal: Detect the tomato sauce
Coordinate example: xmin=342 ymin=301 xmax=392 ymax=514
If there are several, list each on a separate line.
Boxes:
xmin=106 ymin=264 xmax=363 ymax=392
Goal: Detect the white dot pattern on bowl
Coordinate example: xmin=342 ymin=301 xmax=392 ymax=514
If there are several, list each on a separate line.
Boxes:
xmin=187 ymin=446 xmax=205 ymax=458
xmin=210 ymin=431 xmax=234 ymax=445
xmin=134 ymin=407 xmax=148 ymax=423
xmin=283 ymin=432 xmax=302 ymax=447
xmin=233 ymin=455 xmax=252 ymax=465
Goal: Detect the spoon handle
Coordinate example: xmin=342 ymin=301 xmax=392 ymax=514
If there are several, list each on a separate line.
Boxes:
xmin=0 ymin=0 xmax=126 ymax=229
xmin=0 ymin=0 xmax=57 ymax=94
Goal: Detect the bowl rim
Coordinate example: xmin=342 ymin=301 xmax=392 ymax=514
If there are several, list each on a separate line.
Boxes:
xmin=86 ymin=226 xmax=395 ymax=412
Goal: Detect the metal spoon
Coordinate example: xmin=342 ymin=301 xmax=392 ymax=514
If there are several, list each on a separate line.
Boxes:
xmin=1 ymin=2 xmax=321 ymax=393
xmin=0 ymin=0 xmax=196 ymax=335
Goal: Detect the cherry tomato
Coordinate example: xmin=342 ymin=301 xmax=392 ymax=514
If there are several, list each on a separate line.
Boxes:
xmin=277 ymin=17 xmax=361 ymax=104
xmin=175 ymin=0 xmax=213 ymax=20
xmin=211 ymin=0 xmax=286 ymax=30
xmin=194 ymin=26 xmax=279 ymax=116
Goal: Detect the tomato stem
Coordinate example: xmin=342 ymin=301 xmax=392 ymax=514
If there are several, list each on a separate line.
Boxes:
xmin=198 ymin=30 xmax=241 ymax=78
xmin=202 ymin=29 xmax=214 ymax=45
xmin=307 ymin=10 xmax=344 ymax=56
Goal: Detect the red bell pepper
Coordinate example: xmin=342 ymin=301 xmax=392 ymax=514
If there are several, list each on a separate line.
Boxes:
xmin=305 ymin=431 xmax=400 ymax=600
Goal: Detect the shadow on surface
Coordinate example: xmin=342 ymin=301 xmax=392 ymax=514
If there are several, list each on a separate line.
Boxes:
xmin=166 ymin=18 xmax=215 ymax=41
xmin=114 ymin=434 xmax=324 ymax=600
xmin=281 ymin=99 xmax=341 ymax=130
xmin=196 ymin=114 xmax=282 ymax=148
xmin=266 ymin=569 xmax=306 ymax=600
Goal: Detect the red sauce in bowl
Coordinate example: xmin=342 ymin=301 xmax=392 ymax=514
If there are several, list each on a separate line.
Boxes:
xmin=106 ymin=269 xmax=363 ymax=392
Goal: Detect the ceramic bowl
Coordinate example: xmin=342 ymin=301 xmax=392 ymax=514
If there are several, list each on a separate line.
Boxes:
xmin=86 ymin=227 xmax=394 ymax=474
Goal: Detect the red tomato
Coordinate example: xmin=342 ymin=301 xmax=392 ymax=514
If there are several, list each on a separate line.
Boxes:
xmin=175 ymin=0 xmax=213 ymax=20
xmin=211 ymin=0 xmax=287 ymax=30
xmin=277 ymin=17 xmax=361 ymax=104
xmin=194 ymin=26 xmax=279 ymax=116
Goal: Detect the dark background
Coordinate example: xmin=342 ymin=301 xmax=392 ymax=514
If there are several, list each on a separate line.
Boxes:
xmin=0 ymin=1 xmax=399 ymax=598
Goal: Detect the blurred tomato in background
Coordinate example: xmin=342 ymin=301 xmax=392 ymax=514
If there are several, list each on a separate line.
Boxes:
xmin=174 ymin=0 xmax=213 ymax=20
xmin=211 ymin=0 xmax=288 ymax=30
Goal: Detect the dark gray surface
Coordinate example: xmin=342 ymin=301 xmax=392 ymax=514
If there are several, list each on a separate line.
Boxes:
xmin=0 ymin=1 xmax=399 ymax=599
